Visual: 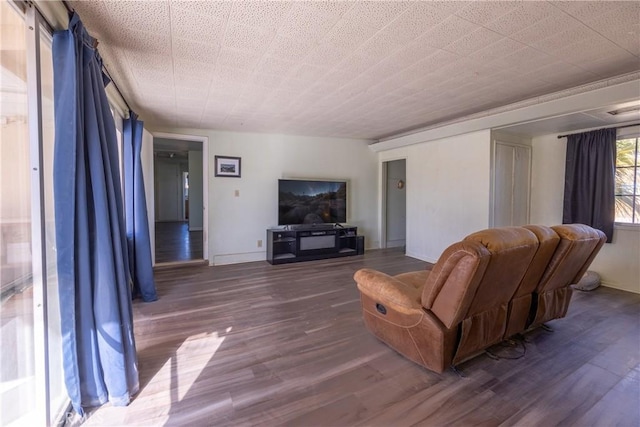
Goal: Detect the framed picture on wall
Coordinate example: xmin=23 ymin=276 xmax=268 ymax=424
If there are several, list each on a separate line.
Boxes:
xmin=214 ymin=155 xmax=241 ymax=178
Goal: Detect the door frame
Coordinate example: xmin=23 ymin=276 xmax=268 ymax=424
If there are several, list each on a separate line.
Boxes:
xmin=151 ymin=132 xmax=209 ymax=263
xmin=182 ymin=171 xmax=189 ymax=221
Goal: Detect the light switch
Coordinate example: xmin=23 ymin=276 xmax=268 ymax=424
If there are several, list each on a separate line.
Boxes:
xmin=234 ymin=190 xmax=239 ymax=197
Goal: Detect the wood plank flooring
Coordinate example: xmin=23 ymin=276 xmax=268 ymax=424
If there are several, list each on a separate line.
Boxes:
xmin=82 ymin=248 xmax=640 ymax=426
xmin=155 ymin=221 xmax=203 ymax=264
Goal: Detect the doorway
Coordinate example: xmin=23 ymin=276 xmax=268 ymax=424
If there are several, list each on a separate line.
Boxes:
xmin=152 ymin=135 xmax=207 ymax=264
xmin=382 ymin=159 xmax=407 ymax=250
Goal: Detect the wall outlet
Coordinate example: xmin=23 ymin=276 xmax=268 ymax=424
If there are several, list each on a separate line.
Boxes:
xmin=257 ymin=239 xmax=263 ymax=248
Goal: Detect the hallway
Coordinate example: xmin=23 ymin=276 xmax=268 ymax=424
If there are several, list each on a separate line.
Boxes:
xmin=155 ymin=221 xmax=203 ymax=264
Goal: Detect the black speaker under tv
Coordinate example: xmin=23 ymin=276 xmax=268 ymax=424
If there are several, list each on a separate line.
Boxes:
xmin=278 ymin=179 xmax=347 ymax=226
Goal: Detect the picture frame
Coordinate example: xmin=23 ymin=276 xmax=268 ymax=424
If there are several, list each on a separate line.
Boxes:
xmin=214 ymin=155 xmax=241 ymax=178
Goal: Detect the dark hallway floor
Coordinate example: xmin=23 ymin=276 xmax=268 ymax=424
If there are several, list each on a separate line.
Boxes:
xmin=155 ymin=221 xmax=203 ymax=264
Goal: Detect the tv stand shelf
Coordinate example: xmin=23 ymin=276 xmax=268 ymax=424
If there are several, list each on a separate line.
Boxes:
xmin=266 ymin=225 xmax=363 ymax=265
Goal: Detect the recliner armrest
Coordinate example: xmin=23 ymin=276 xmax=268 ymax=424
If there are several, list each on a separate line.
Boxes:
xmin=354 ymin=268 xmax=423 ymax=314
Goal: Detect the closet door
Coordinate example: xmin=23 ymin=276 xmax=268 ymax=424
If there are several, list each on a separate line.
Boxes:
xmin=492 ymin=141 xmax=531 ymax=227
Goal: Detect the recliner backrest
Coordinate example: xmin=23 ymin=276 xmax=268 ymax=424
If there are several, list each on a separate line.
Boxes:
xmin=529 ymin=224 xmax=606 ymax=326
xmin=538 ymin=224 xmax=606 ymax=293
xmin=519 ymin=225 xmax=562 ymax=297
xmin=452 ymin=227 xmax=540 ymax=363
xmin=462 ymin=227 xmax=539 ymax=316
xmin=421 ymin=227 xmax=540 ymax=363
xmin=420 ymin=240 xmax=491 ymax=329
xmin=502 ymin=225 xmax=561 ymax=338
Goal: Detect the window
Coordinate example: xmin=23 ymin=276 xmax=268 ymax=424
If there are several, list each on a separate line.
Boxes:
xmin=615 ymin=137 xmax=640 ymax=224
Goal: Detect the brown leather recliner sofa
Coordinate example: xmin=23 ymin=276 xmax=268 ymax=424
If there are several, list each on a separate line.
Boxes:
xmin=353 ymin=224 xmax=606 ymax=374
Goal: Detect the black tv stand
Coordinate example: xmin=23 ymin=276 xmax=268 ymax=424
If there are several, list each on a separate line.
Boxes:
xmin=286 ymin=223 xmax=337 ymax=231
xmin=266 ymin=225 xmax=363 ymax=265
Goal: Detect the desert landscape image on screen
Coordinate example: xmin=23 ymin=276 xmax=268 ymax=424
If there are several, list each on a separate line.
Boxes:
xmin=278 ymin=180 xmax=347 ymax=225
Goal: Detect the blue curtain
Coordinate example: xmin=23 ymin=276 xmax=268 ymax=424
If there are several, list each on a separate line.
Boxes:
xmin=563 ymin=128 xmax=617 ymax=242
xmin=53 ymin=12 xmax=139 ymax=415
xmin=124 ymin=113 xmax=157 ymax=302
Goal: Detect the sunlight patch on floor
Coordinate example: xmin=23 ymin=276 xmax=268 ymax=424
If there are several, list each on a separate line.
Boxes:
xmin=83 ymin=328 xmax=231 ymax=426
xmin=174 ymin=329 xmax=228 ymax=401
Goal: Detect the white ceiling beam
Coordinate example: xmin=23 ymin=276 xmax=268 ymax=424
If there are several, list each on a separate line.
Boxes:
xmin=370 ymin=76 xmax=640 ymax=152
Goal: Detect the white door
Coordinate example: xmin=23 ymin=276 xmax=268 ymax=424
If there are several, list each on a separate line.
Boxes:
xmin=492 ymin=141 xmax=531 ymax=227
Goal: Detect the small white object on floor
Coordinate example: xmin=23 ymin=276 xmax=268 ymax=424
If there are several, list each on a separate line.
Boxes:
xmin=573 ymin=271 xmax=601 ymax=291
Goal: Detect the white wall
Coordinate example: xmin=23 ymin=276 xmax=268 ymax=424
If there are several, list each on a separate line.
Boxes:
xmin=150 ymin=128 xmax=378 ymax=265
xmin=188 ymin=150 xmax=203 ymax=231
xmin=530 ymin=131 xmax=640 ymax=294
xmin=379 ymin=130 xmax=492 ymax=263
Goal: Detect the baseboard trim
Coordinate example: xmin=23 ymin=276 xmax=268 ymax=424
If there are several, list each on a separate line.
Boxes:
xmin=154 ymin=259 xmax=208 ymax=270
xmin=213 ymin=251 xmax=265 ymax=265
xmin=405 ymin=250 xmax=438 ymax=264
xmin=600 ymin=281 xmax=640 ymax=294
xmin=386 ymin=239 xmax=406 ymax=248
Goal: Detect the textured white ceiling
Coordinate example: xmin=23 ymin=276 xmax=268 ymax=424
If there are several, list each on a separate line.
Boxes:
xmin=68 ymin=0 xmax=640 ymax=140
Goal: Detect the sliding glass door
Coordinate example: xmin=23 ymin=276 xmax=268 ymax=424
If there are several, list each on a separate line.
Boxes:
xmin=0 ymin=1 xmax=64 ymax=425
xmin=0 ymin=2 xmax=36 ymax=424
xmin=40 ymin=18 xmax=66 ymax=424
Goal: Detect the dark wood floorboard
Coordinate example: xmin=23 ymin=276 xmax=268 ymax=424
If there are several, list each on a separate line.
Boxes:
xmin=82 ymin=248 xmax=640 ymax=426
xmin=155 ymin=221 xmax=203 ymax=263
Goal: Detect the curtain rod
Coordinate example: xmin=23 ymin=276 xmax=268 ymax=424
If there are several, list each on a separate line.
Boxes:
xmin=557 ymin=123 xmax=640 ymax=139
xmin=61 ymin=0 xmax=133 ymax=114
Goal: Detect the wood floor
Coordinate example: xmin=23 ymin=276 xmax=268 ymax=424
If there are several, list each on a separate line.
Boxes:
xmin=83 ymin=248 xmax=640 ymax=426
xmin=155 ymin=221 xmax=203 ymax=264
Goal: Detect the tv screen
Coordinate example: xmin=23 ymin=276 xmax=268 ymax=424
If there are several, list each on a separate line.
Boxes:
xmin=278 ymin=179 xmax=347 ymax=225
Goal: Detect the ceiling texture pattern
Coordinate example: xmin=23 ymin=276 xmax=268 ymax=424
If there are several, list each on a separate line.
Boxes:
xmin=68 ymin=0 xmax=640 ymax=140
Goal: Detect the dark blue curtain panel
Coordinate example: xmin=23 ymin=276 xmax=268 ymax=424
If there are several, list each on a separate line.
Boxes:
xmin=52 ymin=12 xmax=139 ymax=416
xmin=124 ymin=112 xmax=157 ymax=302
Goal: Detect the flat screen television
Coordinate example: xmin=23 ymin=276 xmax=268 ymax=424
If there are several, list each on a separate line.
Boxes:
xmin=278 ymin=179 xmax=347 ymax=225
